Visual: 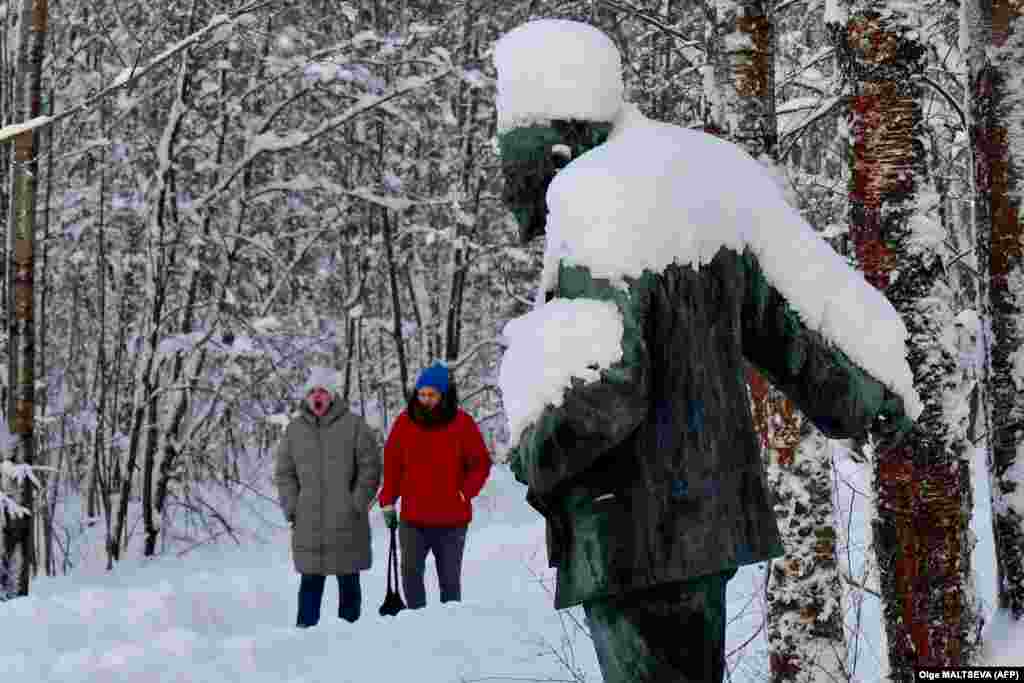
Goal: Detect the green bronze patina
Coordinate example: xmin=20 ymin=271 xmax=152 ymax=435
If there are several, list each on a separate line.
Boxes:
xmin=498 ymin=122 xmax=612 ymax=244
xmin=506 ymin=245 xmax=916 ymax=609
xmin=498 ymin=114 xmax=913 ymax=683
xmin=584 ymin=568 xmax=737 ymax=681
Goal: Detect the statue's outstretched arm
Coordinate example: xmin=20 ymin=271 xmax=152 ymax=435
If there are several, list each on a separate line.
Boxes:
xmin=739 ymin=249 xmax=914 ymax=444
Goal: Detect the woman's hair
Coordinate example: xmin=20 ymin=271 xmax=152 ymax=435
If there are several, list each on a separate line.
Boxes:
xmin=407 ymin=379 xmax=459 ymax=427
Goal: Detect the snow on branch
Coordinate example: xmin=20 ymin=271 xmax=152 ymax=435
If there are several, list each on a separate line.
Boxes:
xmin=776 ymin=47 xmax=837 ymax=93
xmin=916 ymin=74 xmax=968 ymax=132
xmin=0 ymin=116 xmax=53 ymax=144
xmin=596 ymin=0 xmax=702 ymax=58
xmin=779 ymin=95 xmax=844 ymax=160
xmin=190 ymin=64 xmax=454 ymax=216
xmin=0 ymin=461 xmax=50 ymax=520
xmin=366 ymin=338 xmax=507 ymax=394
xmin=256 ymin=225 xmax=363 ymax=318
xmin=346 ymin=188 xmax=413 ymax=212
xmin=0 ymin=0 xmax=277 ymax=143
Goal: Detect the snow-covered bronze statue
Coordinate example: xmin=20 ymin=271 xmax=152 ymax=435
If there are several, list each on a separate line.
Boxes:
xmin=494 ymin=19 xmax=921 ymax=683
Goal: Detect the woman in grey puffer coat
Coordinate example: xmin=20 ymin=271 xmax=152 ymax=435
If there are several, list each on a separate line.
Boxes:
xmin=274 ymin=367 xmax=382 ymax=627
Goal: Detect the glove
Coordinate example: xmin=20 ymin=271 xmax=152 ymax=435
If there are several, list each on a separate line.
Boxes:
xmin=381 ymin=506 xmax=398 ymax=530
xmin=507 ymin=446 xmax=524 ymax=483
xmin=871 ymin=390 xmax=915 ymax=451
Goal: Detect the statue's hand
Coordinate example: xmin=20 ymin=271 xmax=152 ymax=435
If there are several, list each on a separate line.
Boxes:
xmin=508 ymin=443 xmax=526 ymax=485
xmin=507 ymin=421 xmax=538 ymax=487
xmin=870 ymin=390 xmax=914 ymax=451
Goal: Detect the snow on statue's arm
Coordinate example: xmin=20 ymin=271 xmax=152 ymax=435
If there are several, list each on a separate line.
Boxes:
xmin=501 ymin=266 xmax=650 ymax=503
xmin=740 ymin=248 xmax=915 ymax=446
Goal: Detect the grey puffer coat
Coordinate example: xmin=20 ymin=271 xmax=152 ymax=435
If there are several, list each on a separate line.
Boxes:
xmin=274 ymin=401 xmax=382 ymax=575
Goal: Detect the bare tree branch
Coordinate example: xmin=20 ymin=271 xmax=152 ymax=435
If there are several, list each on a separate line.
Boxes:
xmin=0 ymin=0 xmax=282 ymax=144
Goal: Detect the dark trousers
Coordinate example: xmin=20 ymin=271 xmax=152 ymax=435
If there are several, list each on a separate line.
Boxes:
xmin=296 ymin=573 xmax=361 ymax=627
xmin=399 ymin=523 xmax=468 ymax=609
xmin=583 ymin=569 xmax=736 ymax=683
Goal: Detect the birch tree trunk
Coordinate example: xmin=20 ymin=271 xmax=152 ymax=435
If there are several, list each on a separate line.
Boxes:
xmin=836 ymin=7 xmax=981 ymax=674
xmin=344 ymin=315 xmax=356 ymax=404
xmin=85 ymin=42 xmax=107 ymax=523
xmin=409 ymin=251 xmax=435 ymax=362
xmin=143 ymin=4 xmax=199 ymax=557
xmin=88 ymin=84 xmax=109 ymax=547
xmin=102 ymin=259 xmax=133 ymax=569
xmin=707 ymin=1 xmax=849 ymax=678
xmin=710 ymin=0 xmax=777 ymax=156
xmin=375 ymin=90 xmax=409 ymax=392
xmin=444 ymin=2 xmax=482 ymax=362
xmin=0 ymin=0 xmax=10 ymax=323
xmin=152 ymin=47 xmax=241 ymax=553
xmin=967 ymin=0 xmax=1024 ymax=620
xmin=381 ymin=207 xmax=410 ymax=393
xmin=1 ymin=0 xmax=47 ymax=600
xmin=36 ymin=73 xmax=54 ymax=577
xmin=761 ymin=401 xmax=849 ymax=683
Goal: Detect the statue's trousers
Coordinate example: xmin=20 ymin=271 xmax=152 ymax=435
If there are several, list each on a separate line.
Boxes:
xmin=583 ymin=569 xmax=737 ymax=683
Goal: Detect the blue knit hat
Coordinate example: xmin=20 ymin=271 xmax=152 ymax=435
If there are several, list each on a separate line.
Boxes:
xmin=415 ymin=362 xmax=450 ymax=394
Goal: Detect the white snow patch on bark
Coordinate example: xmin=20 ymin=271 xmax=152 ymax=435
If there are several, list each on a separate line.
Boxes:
xmin=824 ymin=0 xmax=848 ymax=25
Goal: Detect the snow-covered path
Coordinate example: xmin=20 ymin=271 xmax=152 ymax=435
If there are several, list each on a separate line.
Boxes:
xmin=1 ymin=468 xmax=606 ymax=683
xmin=3 ymin=528 xmax=570 ymax=683
xmin=6 ymin=455 xmax=1015 ymax=683
xmin=0 ymin=465 xmax=775 ymax=683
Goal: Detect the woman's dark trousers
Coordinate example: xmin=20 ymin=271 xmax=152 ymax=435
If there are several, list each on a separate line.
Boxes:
xmin=296 ymin=573 xmax=361 ymax=627
xmin=398 ymin=523 xmax=468 ymax=608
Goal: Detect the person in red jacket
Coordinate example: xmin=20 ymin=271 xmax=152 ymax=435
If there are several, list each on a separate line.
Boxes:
xmin=378 ymin=361 xmax=492 ymax=609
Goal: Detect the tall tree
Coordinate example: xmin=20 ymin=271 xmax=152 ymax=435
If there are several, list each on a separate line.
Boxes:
xmin=834 ymin=4 xmax=981 ymax=674
xmin=708 ymin=0 xmax=849 ymax=679
xmin=1 ymin=0 xmax=48 ymax=599
xmin=967 ymin=0 xmax=1024 ymax=620
xmin=707 ymin=0 xmax=777 ymax=156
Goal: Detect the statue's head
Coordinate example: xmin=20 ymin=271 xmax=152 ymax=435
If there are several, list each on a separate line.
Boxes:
xmin=498 ymin=120 xmax=612 ymax=244
xmin=494 ymin=19 xmax=624 ymax=244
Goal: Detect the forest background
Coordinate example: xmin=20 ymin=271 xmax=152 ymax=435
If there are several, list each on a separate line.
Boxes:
xmin=1 ymin=0 xmax=1022 ymax=680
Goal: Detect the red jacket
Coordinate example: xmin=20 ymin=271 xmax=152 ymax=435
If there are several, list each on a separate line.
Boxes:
xmin=378 ymin=409 xmax=492 ymax=527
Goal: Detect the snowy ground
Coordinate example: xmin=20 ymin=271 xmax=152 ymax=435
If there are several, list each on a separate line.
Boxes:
xmin=972 ymin=445 xmax=1024 ymax=668
xmin=1 ymin=465 xmax=774 ymax=683
xmin=1 ymin=449 xmax=1019 ymax=682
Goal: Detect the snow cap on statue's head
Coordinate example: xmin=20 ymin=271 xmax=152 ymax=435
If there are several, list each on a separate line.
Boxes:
xmin=494 ymin=19 xmax=624 ymax=133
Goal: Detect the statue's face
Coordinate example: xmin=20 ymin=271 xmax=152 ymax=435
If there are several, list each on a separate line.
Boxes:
xmin=499 ymin=120 xmax=612 ymax=244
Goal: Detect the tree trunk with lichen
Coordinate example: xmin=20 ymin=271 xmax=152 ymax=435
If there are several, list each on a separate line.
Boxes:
xmin=761 ymin=398 xmax=848 ymax=683
xmin=1 ymin=0 xmax=47 ymax=601
xmin=968 ymin=0 xmax=1024 ymax=620
xmin=836 ymin=8 xmax=981 ymax=676
xmin=753 ymin=376 xmax=847 ymax=682
xmin=708 ymin=0 xmax=777 ymax=156
xmin=709 ymin=3 xmax=847 ymax=679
